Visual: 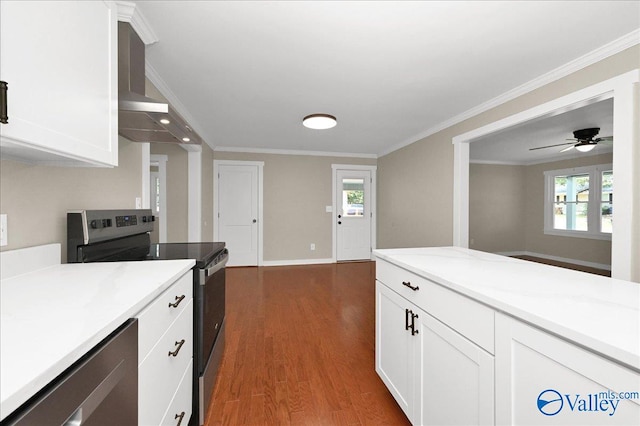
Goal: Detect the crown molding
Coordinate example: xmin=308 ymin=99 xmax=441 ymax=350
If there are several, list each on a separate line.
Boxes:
xmin=213 ymin=146 xmax=378 ymax=159
xmin=380 ymin=28 xmax=640 ymax=158
xmin=114 ymin=1 xmax=159 ymax=44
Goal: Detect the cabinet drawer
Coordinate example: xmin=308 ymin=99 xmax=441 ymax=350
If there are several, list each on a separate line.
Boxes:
xmin=138 ymin=271 xmax=193 ymax=362
xmin=139 ymin=298 xmax=193 ymax=426
xmin=160 ymin=360 xmax=193 ymax=426
xmin=377 ymin=259 xmax=494 ymax=353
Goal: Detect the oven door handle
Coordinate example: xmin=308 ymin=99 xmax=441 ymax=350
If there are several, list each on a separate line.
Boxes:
xmin=202 ymin=253 xmax=228 ymax=280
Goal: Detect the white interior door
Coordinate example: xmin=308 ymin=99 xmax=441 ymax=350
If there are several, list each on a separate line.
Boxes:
xmin=336 ymin=169 xmax=372 ymax=261
xmin=216 ymin=163 xmax=259 ymax=266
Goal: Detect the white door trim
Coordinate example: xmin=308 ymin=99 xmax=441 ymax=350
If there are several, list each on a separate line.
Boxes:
xmin=213 ymin=160 xmax=264 ymax=266
xmin=187 ymin=151 xmax=201 ymax=242
xmin=150 ymin=154 xmax=168 ymax=243
xmin=332 ymin=164 xmax=377 ymax=262
xmin=452 ymin=70 xmax=639 ymax=281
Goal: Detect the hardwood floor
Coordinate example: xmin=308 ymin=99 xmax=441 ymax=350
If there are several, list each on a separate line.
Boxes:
xmin=205 ymin=262 xmax=410 ymax=426
xmin=511 ymin=255 xmax=611 ymax=277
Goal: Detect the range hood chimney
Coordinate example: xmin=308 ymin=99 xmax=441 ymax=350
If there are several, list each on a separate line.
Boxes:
xmin=118 ymin=22 xmax=202 ymax=146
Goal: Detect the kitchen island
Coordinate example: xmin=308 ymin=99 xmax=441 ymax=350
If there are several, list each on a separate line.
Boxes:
xmin=0 ymin=244 xmax=195 ymax=422
xmin=374 ymin=246 xmax=639 ymax=425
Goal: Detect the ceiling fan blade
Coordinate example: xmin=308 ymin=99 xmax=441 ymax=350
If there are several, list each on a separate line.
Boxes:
xmin=529 ymin=142 xmax=575 ymax=151
xmin=560 ymin=145 xmax=575 ymax=153
xmin=595 ymin=136 xmax=613 ymax=142
xmin=565 ymin=138 xmax=578 ymax=141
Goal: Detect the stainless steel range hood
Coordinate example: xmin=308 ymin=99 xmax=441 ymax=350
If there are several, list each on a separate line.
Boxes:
xmin=118 ymin=22 xmax=201 ymax=146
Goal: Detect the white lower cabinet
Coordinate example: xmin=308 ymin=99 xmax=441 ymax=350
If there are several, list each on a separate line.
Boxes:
xmin=160 ymin=359 xmax=193 ymax=426
xmin=495 ymin=313 xmax=640 ymax=425
xmin=376 ymin=281 xmax=494 ymax=425
xmin=414 ymin=308 xmax=494 ymax=426
xmin=137 ymin=271 xmax=194 ymax=425
xmin=376 ymin=281 xmax=415 ymax=417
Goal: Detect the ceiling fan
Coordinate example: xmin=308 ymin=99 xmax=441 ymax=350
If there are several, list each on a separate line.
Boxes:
xmin=529 ymin=127 xmax=613 ymax=153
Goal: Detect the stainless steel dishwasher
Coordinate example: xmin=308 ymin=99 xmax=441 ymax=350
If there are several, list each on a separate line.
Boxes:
xmin=1 ymin=320 xmax=138 ymax=426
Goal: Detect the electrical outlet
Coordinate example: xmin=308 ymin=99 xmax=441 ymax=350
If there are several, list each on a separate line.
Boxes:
xmin=310 ymin=243 xmax=316 ymax=251
xmin=0 ymin=214 xmax=7 ymax=247
xmin=135 ymin=197 xmax=142 ymax=209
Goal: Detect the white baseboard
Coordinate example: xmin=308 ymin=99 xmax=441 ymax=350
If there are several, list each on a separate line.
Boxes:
xmin=495 ymin=251 xmax=611 ymax=271
xmin=261 ymin=258 xmax=335 ymax=267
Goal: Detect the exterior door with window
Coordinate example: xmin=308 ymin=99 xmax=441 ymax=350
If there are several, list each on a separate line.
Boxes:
xmin=216 ymin=162 xmax=260 ymax=266
xmin=336 ymin=169 xmax=372 ymax=261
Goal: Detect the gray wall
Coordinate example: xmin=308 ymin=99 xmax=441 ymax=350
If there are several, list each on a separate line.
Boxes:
xmin=469 ymin=164 xmax=526 ymax=253
xmin=377 ymin=45 xmax=639 ymax=281
xmin=213 ymin=151 xmax=376 ymax=261
xmin=0 ymin=137 xmax=144 ymax=261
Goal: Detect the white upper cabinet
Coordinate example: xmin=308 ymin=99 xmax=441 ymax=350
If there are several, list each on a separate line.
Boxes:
xmin=0 ymin=1 xmax=118 ymax=166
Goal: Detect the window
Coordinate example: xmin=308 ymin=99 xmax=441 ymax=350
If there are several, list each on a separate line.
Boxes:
xmin=341 ymin=178 xmax=365 ymax=217
xmin=544 ymin=164 xmax=612 ymax=240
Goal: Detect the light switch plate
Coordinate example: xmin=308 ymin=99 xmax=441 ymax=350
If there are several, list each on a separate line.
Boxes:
xmin=135 ymin=197 xmax=142 ymax=209
xmin=0 ymin=214 xmax=7 ymax=247
xmin=325 ymin=206 xmax=333 ymax=213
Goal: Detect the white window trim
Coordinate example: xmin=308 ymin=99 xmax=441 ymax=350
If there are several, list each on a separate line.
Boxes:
xmin=543 ymin=164 xmax=612 ymax=241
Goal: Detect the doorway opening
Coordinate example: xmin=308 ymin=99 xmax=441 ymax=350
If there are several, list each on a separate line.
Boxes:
xmin=452 ymin=70 xmax=639 ymax=280
xmin=150 ymin=154 xmax=168 ymax=243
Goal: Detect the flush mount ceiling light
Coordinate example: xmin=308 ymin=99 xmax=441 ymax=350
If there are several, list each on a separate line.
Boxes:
xmin=302 ymin=113 xmax=337 ymax=130
xmin=160 ymin=118 xmax=170 ymax=124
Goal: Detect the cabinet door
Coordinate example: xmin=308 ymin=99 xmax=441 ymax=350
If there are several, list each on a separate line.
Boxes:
xmin=0 ymin=1 xmax=118 ymax=166
xmin=495 ymin=313 xmax=640 ymax=425
xmin=376 ymin=281 xmax=415 ymax=419
xmin=414 ymin=308 xmax=494 ymax=425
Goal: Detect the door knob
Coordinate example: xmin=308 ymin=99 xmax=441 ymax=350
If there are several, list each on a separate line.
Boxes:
xmin=338 ymin=221 xmax=342 ymax=225
xmin=252 ymin=219 xmax=257 ymax=223
xmin=338 ymin=214 xmax=342 ymax=219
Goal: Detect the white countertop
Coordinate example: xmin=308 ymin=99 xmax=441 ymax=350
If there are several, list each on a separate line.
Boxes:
xmin=0 ymin=257 xmax=195 ymax=420
xmin=374 ymin=247 xmax=640 ymax=370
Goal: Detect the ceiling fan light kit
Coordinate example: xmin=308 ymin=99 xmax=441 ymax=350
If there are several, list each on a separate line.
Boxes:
xmin=303 ymin=113 xmax=337 ymax=130
xmin=574 ymin=142 xmax=596 ymax=153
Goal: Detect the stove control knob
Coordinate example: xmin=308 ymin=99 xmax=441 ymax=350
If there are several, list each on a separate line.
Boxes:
xmin=90 ymin=220 xmax=105 ymax=229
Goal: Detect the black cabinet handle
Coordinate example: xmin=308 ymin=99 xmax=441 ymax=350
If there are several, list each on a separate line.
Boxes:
xmin=175 ymin=411 xmax=186 ymax=426
xmin=168 ymin=295 xmax=185 ymax=308
xmin=402 ymin=281 xmax=419 ymax=291
xmin=168 ymin=339 xmax=186 ymax=357
xmin=405 ymin=308 xmax=410 ymax=330
xmin=0 ymin=81 xmax=7 ymax=124
xmin=411 ymin=312 xmax=419 ymax=336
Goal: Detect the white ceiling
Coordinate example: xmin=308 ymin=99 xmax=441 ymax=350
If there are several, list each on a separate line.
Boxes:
xmin=470 ymin=98 xmax=614 ymax=165
xmin=132 ymin=1 xmax=639 ymax=157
